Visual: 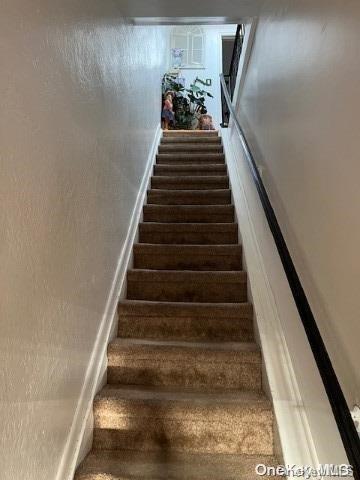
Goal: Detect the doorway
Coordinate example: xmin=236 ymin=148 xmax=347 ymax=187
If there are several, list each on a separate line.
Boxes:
xmin=222 ymin=36 xmax=236 ymax=75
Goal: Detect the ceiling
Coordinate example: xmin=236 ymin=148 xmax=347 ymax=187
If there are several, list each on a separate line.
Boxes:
xmin=112 ymin=0 xmax=264 ymax=24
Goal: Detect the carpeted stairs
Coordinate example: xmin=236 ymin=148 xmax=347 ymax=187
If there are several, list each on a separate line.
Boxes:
xmin=75 ymin=130 xmax=279 ymax=480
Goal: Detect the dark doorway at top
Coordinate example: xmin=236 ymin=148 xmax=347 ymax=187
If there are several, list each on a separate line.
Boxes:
xmin=222 ymin=36 xmax=236 ymax=75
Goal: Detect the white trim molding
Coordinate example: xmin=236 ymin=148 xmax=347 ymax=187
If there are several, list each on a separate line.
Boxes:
xmin=56 ymin=124 xmax=162 ymax=480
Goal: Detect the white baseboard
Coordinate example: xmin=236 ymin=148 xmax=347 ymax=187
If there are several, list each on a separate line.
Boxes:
xmin=222 ymin=128 xmax=320 ymax=467
xmin=56 ymin=124 xmax=162 ymax=480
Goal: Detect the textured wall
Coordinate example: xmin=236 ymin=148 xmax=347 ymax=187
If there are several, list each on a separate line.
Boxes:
xmin=0 ymin=2 xmax=168 ymax=479
xmin=238 ymin=0 xmax=360 ymax=406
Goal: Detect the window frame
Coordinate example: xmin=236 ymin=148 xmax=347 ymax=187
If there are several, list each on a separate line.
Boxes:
xmin=170 ymin=26 xmax=205 ymax=69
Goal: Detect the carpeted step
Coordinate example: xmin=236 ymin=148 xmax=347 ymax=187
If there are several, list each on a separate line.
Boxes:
xmin=154 ymin=164 xmax=227 ymax=176
xmin=161 ymin=135 xmax=222 ymax=144
xmin=92 ymin=385 xmax=274 ymax=455
xmin=147 ymin=189 xmax=231 ymax=206
xmin=143 ymin=205 xmax=234 ymax=223
xmin=151 ymin=175 xmax=229 ymax=190
xmin=75 ymin=449 xmax=280 ymax=480
xmin=133 ymin=244 xmax=242 ymax=271
xmin=118 ymin=300 xmax=254 ymax=342
xmin=156 ymin=153 xmax=225 ymax=164
xmin=138 ymin=222 xmax=238 ymax=245
xmin=158 ymin=144 xmax=223 ymax=154
xmin=74 ymin=129 xmax=280 ymax=480
xmin=126 ymin=269 xmax=247 ymax=303
xmin=163 ymin=130 xmax=219 ymax=137
xmin=107 ymin=338 xmax=261 ymax=390
xmin=118 ymin=300 xmax=253 ymax=342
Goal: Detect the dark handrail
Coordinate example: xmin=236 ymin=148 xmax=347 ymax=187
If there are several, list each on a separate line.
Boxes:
xmin=228 ymin=25 xmax=244 ymax=100
xmin=228 ymin=25 xmax=241 ymax=98
xmin=220 ymin=73 xmax=360 ymax=479
xmin=228 ymin=25 xmax=241 ymax=79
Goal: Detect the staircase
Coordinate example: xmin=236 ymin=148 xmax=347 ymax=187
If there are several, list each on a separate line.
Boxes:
xmin=75 ymin=131 xmax=279 ymax=479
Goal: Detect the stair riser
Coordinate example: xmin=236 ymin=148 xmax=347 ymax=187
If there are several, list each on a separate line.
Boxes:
xmin=157 ymin=155 xmax=225 ymax=164
xmin=161 ymin=137 xmax=222 ymax=144
xmin=151 ymin=179 xmax=229 ymax=190
xmin=133 ymin=253 xmax=242 ymax=271
xmin=75 ymin=451 xmax=281 ymax=480
xmin=139 ymin=231 xmax=238 ymax=244
xmin=127 ymin=280 xmax=247 ymax=303
xmin=107 ymin=353 xmax=261 ymax=391
xmin=143 ymin=206 xmax=234 ymax=223
xmin=93 ymin=403 xmax=273 ymax=455
xmin=159 ymin=145 xmax=224 ymax=154
xmin=147 ymin=190 xmax=231 ymax=206
xmin=151 ymin=183 xmax=229 ymax=190
xmin=138 ymin=224 xmax=238 ymax=245
xmin=163 ymin=131 xmax=219 ymax=137
xmin=118 ymin=316 xmax=254 ymax=342
xmin=94 ymin=425 xmax=273 ymax=456
xmin=154 ymin=165 xmax=227 ymax=176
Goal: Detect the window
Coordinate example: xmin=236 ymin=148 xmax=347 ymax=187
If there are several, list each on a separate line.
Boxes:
xmin=171 ymin=26 xmax=205 ymax=69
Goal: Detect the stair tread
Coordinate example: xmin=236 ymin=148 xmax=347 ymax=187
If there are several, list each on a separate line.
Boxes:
xmin=107 ymin=338 xmax=260 ymax=389
xmin=119 ymin=299 xmax=252 ymax=316
xmin=127 ymin=269 xmax=246 ymax=303
xmin=148 ymin=188 xmax=231 ymax=194
xmin=118 ymin=307 xmax=253 ymax=345
xmin=76 ymin=450 xmax=279 ymax=480
xmin=162 ymin=141 xmax=222 ymax=145
xmin=159 ymin=144 xmax=223 ymax=150
xmin=143 ymin=205 xmax=235 ymax=224
xmin=157 ymin=153 xmax=224 ymax=157
xmin=151 ymin=177 xmax=229 ymax=189
xmin=156 ymin=153 xmax=225 ymax=164
xmin=152 ymin=175 xmax=228 ymax=181
xmin=163 ymin=130 xmax=219 ymax=135
xmin=93 ymin=386 xmax=273 ymax=455
xmin=109 ymin=337 xmax=259 ymax=353
xmin=133 ymin=242 xmax=241 ymax=270
xmin=139 ymin=222 xmax=238 ymax=231
xmin=96 ymin=384 xmax=270 ymax=406
xmin=134 ymin=244 xmax=241 ymax=255
xmin=154 ymin=164 xmax=226 ymax=169
xmin=143 ymin=205 xmax=234 ymax=213
xmin=162 ymin=136 xmax=222 ymax=143
xmin=154 ymin=164 xmax=227 ymax=176
xmin=117 ymin=300 xmax=254 ymax=343
xmin=151 ymin=180 xmax=229 ymax=191
xmin=147 ymin=189 xmax=231 ymax=205
xmin=144 ymin=204 xmax=233 ymax=208
xmin=128 ymin=269 xmax=246 ymax=281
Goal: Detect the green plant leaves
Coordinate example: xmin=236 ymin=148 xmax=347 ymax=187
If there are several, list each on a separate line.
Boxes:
xmin=162 ymin=73 xmax=213 ymax=129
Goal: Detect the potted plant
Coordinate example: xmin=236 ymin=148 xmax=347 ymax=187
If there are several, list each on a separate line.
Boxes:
xmin=162 ymin=74 xmax=213 ymax=129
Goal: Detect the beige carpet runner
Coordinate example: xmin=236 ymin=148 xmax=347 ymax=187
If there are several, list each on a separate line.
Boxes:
xmin=75 ymin=130 xmax=279 ymax=479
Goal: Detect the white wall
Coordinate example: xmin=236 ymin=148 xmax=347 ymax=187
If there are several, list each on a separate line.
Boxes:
xmin=169 ymin=25 xmax=236 ymax=127
xmin=237 ymin=0 xmax=360 ymax=408
xmin=222 ymin=127 xmax=349 ymax=469
xmin=0 ymin=2 xmax=168 ymax=479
